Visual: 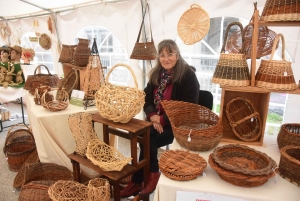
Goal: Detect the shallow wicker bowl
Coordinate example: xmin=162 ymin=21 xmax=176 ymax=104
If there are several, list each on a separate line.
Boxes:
xmin=159 ymin=149 xmax=207 ymax=181
xmin=211 ymin=144 xmax=277 ymax=176
xmin=277 ymin=123 xmax=300 ymax=149
xmin=161 ymin=100 xmax=222 ymax=151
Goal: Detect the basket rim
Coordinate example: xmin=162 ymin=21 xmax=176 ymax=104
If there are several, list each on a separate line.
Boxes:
xmin=280 ymin=145 xmax=300 ymax=165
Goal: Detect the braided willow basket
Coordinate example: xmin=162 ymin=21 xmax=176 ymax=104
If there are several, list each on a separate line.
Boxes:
xmin=41 ymin=88 xmax=69 ymax=112
xmin=87 ymin=178 xmax=110 ymax=201
xmin=255 ymin=33 xmax=297 ymax=90
xmin=225 ymin=97 xmax=262 ymax=142
xmin=86 ymin=139 xmax=132 ymax=171
xmin=159 ymin=149 xmax=207 ymax=181
xmin=19 ymin=180 xmax=56 ymax=201
xmin=279 ymin=146 xmax=300 ymax=186
xmin=209 ymin=154 xmax=277 ymax=187
xmin=261 ymin=0 xmax=300 ymax=21
xmin=211 ymin=144 xmax=277 ymax=176
xmin=277 ymin=123 xmax=300 ymax=149
xmin=95 ymin=63 xmax=145 ymax=123
xmin=68 ymin=112 xmax=98 ymax=156
xmin=177 ymin=4 xmax=210 ymax=45
xmin=161 ymin=100 xmax=222 ymax=151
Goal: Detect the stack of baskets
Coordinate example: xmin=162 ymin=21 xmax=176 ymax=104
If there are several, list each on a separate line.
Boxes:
xmin=209 ymin=144 xmax=277 ymax=187
xmin=161 ymin=100 xmax=222 ymax=151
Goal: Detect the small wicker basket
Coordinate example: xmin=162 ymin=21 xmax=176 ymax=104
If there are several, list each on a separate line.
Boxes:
xmin=87 ymin=178 xmax=110 ymax=201
xmin=41 ymin=87 xmax=69 ymax=112
xmin=277 ymin=123 xmax=300 ymax=149
xmin=158 ymin=149 xmax=207 ymax=181
xmin=161 ymin=100 xmax=222 ymax=151
xmin=86 ymin=139 xmax=132 ymax=171
xmin=19 ymin=180 xmax=55 ymax=201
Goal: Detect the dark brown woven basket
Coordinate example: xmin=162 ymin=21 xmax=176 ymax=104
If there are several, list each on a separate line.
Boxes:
xmin=161 ymin=100 xmax=222 ymax=151
xmin=159 ymin=149 xmax=207 ymax=181
xmin=211 ymin=144 xmax=277 ymax=176
xmin=18 ymin=180 xmax=55 ymax=201
xmin=73 ymin=38 xmax=90 ymax=67
xmin=261 ymin=0 xmax=300 ymax=21
xmin=277 ymin=123 xmax=300 ymax=149
xmin=13 ymin=150 xmax=39 ymax=188
xmin=59 ymin=44 xmax=77 ymax=63
xmin=225 ymin=97 xmax=262 ymax=142
xmin=56 ymin=67 xmax=78 ymax=100
xmin=33 ymin=85 xmax=53 ymax=105
xmin=279 ymin=145 xmax=300 ymax=186
xmin=209 ymin=154 xmax=277 ymax=187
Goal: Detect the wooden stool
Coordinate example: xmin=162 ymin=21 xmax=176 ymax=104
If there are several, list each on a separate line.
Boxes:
xmin=68 ymin=113 xmax=151 ymax=201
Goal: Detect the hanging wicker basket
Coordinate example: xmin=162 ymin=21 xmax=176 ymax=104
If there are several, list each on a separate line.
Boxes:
xmin=277 ymin=123 xmax=300 ymax=149
xmin=39 ymin=33 xmax=52 ymax=50
xmin=177 ymin=4 xmax=210 ymax=45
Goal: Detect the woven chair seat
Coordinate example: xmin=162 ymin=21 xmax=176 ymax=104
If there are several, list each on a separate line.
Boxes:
xmin=277 ymin=123 xmax=300 ymax=149
xmin=159 ymin=149 xmax=207 ymax=181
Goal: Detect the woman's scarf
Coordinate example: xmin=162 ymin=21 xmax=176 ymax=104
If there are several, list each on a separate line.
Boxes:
xmin=154 ymin=68 xmax=172 ymax=113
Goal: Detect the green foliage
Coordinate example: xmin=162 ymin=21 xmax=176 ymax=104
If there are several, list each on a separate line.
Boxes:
xmin=267 ymin=113 xmax=283 ymax=124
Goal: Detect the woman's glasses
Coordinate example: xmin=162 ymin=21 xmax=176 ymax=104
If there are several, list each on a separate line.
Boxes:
xmin=158 ymin=52 xmax=177 ymax=59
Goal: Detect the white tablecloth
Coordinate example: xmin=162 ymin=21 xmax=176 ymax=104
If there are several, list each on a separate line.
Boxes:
xmin=154 ymin=138 xmax=300 ymax=201
xmin=0 ymin=87 xmax=25 ymax=102
xmin=25 ymin=91 xmax=104 ymax=178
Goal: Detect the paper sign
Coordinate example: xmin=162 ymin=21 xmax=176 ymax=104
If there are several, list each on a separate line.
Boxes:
xmin=69 ymin=90 xmax=85 ymax=107
xmin=176 ymin=191 xmax=248 ymax=201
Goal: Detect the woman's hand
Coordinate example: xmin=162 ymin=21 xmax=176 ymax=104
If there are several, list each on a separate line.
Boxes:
xmin=150 ymin=115 xmax=160 ymax=124
xmin=153 ymin=122 xmax=163 ymax=134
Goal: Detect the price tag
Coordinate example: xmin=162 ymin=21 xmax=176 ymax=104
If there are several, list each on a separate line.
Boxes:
xmin=284 ymin=72 xmax=287 ymax=76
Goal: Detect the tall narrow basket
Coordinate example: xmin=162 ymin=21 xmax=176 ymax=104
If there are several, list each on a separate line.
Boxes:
xmin=161 ymin=100 xmax=222 ymax=151
xmin=277 ymin=123 xmax=300 ymax=149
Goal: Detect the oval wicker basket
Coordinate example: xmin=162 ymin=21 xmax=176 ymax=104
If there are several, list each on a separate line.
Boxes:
xmin=211 ymin=144 xmax=277 ymax=176
xmin=279 ymin=145 xmax=300 ymax=187
xmin=161 ymin=100 xmax=222 ymax=151
xmin=225 ymin=97 xmax=262 ymax=142
xmin=19 ymin=180 xmax=55 ymax=201
xmin=277 ymin=123 xmax=300 ymax=149
xmin=177 ymin=4 xmax=210 ymax=45
xmin=41 ymin=88 xmax=69 ymax=112
xmin=86 ymin=139 xmax=132 ymax=171
xmin=158 ymin=149 xmax=207 ymax=181
xmin=95 ymin=63 xmax=145 ymax=123
xmin=39 ymin=33 xmax=52 ymax=50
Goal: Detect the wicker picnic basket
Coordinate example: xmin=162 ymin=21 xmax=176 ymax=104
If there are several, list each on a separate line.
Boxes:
xmin=95 ymin=63 xmax=145 ymax=123
xmin=279 ymin=145 xmax=300 ymax=186
xmin=161 ymin=100 xmax=222 ymax=151
xmin=177 ymin=4 xmax=210 ymax=45
xmin=159 ymin=149 xmax=207 ymax=181
xmin=18 ymin=180 xmax=55 ymax=201
xmin=13 ymin=150 xmax=39 ymax=188
xmin=225 ymin=97 xmax=262 ymax=142
xmin=48 ymin=180 xmax=89 ymax=201
xmin=211 ymin=144 xmax=277 ymax=176
xmin=260 ymin=0 xmax=300 ymax=21
xmin=255 ymin=33 xmax=297 ymax=90
xmin=41 ymin=87 xmax=69 ymax=112
xmin=212 ymin=22 xmax=250 ymax=86
xmin=86 ymin=139 xmax=132 ymax=171
xmin=209 ymin=154 xmax=277 ymax=187
xmin=87 ymin=178 xmax=110 ymax=201
xmin=56 ymin=67 xmax=78 ymax=100
xmin=277 ymin=123 xmax=300 ymax=149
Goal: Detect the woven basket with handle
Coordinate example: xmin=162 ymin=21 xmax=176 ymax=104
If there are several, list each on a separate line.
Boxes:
xmin=41 ymin=87 xmax=69 ymax=112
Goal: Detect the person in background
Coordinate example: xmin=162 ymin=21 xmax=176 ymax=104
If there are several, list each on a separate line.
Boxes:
xmin=21 ymin=48 xmax=35 ymax=64
xmin=120 ymin=39 xmax=200 ymax=198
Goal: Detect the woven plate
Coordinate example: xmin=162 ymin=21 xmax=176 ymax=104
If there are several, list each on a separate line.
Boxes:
xmin=177 ymin=4 xmax=210 ymax=45
xmin=159 ymin=149 xmax=207 ymax=181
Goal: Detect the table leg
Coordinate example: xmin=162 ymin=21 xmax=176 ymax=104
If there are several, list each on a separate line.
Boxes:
xmin=20 ymin=97 xmax=26 ymax=125
xmin=70 ymin=159 xmax=81 ymax=182
xmin=111 ymin=180 xmax=121 ymax=201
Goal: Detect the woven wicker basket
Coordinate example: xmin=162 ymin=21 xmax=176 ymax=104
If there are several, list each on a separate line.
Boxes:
xmin=261 ymin=0 xmax=300 ymax=21
xmin=277 ymin=123 xmax=300 ymax=149
xmin=225 ymin=97 xmax=262 ymax=142
xmin=279 ymin=145 xmax=300 ymax=186
xmin=159 ymin=149 xmax=207 ymax=181
xmin=87 ymin=178 xmax=110 ymax=201
xmin=39 ymin=33 xmax=51 ymax=50
xmin=56 ymin=67 xmax=78 ymax=100
xmin=41 ymin=88 xmax=69 ymax=112
xmin=95 ymin=63 xmax=145 ymax=123
xmin=161 ymin=100 xmax=222 ymax=151
xmin=209 ymin=154 xmax=277 ymax=187
xmin=255 ymin=33 xmax=297 ymax=90
xmin=211 ymin=144 xmax=277 ymax=176
xmin=33 ymin=85 xmax=53 ymax=105
xmin=19 ymin=180 xmax=55 ymax=201
xmin=73 ymin=38 xmax=91 ymax=67
xmin=177 ymin=4 xmax=210 ymax=45
xmin=86 ymin=139 xmax=132 ymax=171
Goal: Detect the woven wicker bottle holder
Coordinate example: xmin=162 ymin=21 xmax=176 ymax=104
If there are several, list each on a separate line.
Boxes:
xmin=212 ymin=22 xmax=250 ymax=86
xmin=95 ymin=63 xmax=145 ymax=123
xmin=255 ymin=33 xmax=297 ymax=90
xmin=177 ymin=4 xmax=210 ymax=45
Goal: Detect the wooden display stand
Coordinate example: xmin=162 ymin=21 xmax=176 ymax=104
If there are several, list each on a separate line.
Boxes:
xmin=219 ymin=10 xmax=300 ymax=146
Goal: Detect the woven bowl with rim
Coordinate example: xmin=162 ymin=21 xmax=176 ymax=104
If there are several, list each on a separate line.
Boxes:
xmin=161 ymin=100 xmax=222 ymax=151
xmin=211 ymin=144 xmax=277 ymax=176
xmin=159 ymin=149 xmax=207 ymax=181
xmin=277 ymin=123 xmax=300 ymax=149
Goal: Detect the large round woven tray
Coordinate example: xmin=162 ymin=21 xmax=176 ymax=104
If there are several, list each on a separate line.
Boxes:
xmin=279 ymin=145 xmax=300 ymax=187
xmin=209 ymin=154 xmax=277 ymax=187
xmin=159 ymin=149 xmax=207 ymax=181
xmin=225 ymin=97 xmax=262 ymax=142
xmin=177 ymin=4 xmax=210 ymax=45
xmin=161 ymin=100 xmax=222 ymax=151
xmin=277 ymin=123 xmax=300 ymax=149
xmin=211 ymin=144 xmax=277 ymax=176
xmin=19 ymin=180 xmax=55 ymax=201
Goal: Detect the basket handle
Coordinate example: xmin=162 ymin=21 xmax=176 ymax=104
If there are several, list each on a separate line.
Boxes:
xmin=269 ymin=33 xmax=285 ymax=61
xmin=105 ymin=63 xmax=139 ymax=89
xmin=190 ymin=4 xmax=201 ymax=9
xmin=6 ymin=123 xmax=31 ymax=135
xmin=221 ymin=21 xmax=244 ymax=54
xmin=34 ymin=64 xmax=52 ymax=75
